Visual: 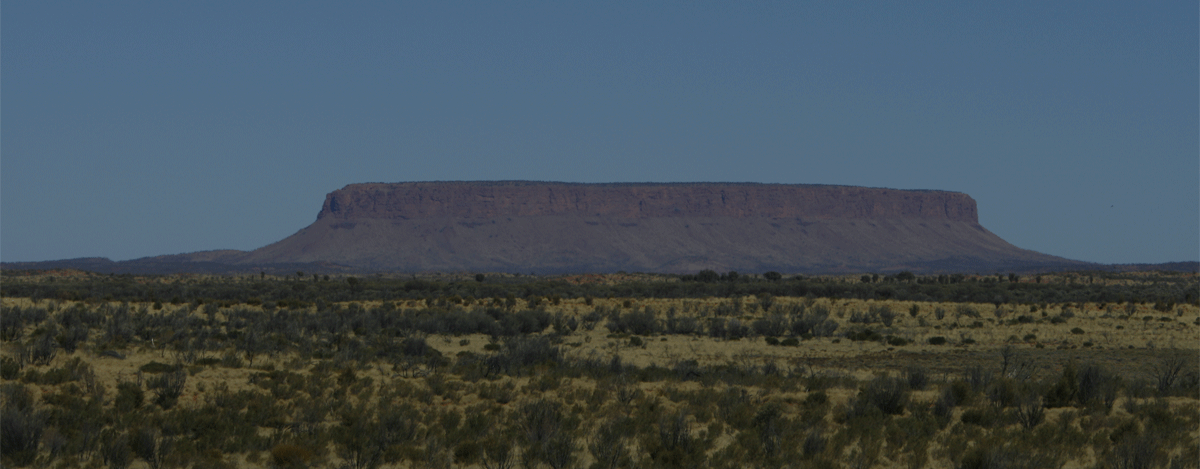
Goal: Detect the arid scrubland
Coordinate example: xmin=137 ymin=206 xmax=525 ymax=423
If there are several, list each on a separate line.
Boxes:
xmin=1 ymin=271 xmax=1197 ymax=469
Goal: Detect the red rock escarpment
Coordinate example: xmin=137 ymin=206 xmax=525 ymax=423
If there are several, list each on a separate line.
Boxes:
xmin=239 ymin=181 xmax=1078 ymax=274
xmin=317 ymin=182 xmax=978 ymax=222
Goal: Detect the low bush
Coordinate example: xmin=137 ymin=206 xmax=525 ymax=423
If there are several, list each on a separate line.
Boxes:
xmin=606 ymin=309 xmax=661 ymax=336
xmin=1014 ymin=394 xmax=1045 ymax=429
xmin=1045 ymin=362 xmax=1118 ymax=411
xmin=115 ymin=381 xmax=144 ymax=413
xmin=140 ymin=361 xmax=180 ymax=374
xmin=960 ymin=406 xmax=1007 ymax=428
xmin=270 ymin=444 xmax=313 ymax=468
xmin=852 ymin=376 xmax=910 ymax=416
xmin=147 ymin=370 xmax=187 ymax=409
xmin=0 ymin=357 xmax=19 ymax=380
xmin=805 ymin=391 xmax=828 ymax=406
xmin=847 ymin=329 xmax=883 ymax=342
xmin=904 ymin=367 xmax=929 ymax=391
xmin=100 ymin=430 xmax=133 ymax=469
xmin=1 ymin=406 xmax=45 ymax=467
xmin=886 ymin=336 xmax=909 ymax=346
xmin=1076 ymin=364 xmax=1119 ymax=411
xmin=751 ymin=316 xmax=787 ymax=337
xmin=194 ymin=357 xmax=221 ymax=366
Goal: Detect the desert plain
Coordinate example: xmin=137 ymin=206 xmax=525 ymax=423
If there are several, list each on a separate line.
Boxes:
xmin=1 ymin=270 xmax=1197 ymax=469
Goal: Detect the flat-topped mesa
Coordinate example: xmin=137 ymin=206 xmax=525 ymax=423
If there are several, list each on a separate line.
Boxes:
xmin=237 ymin=180 xmax=1081 ymax=273
xmin=317 ymin=181 xmax=978 ymax=222
xmin=5 ymin=180 xmax=1082 ymax=275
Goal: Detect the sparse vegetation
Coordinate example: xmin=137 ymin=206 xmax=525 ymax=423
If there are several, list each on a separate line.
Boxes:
xmin=0 ymin=269 xmax=1196 ymax=468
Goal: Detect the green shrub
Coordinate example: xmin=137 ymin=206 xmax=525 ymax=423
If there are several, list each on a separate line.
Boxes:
xmin=949 ymin=380 xmax=975 ymax=405
xmin=928 ymin=337 xmax=947 ymax=345
xmin=1 ymin=406 xmax=44 ymax=467
xmin=958 ymin=445 xmax=1053 ymax=469
xmin=220 ymin=351 xmax=244 ymax=368
xmin=1076 ymin=364 xmax=1119 ymax=411
xmin=194 ymin=357 xmax=220 ymax=366
xmin=270 ymin=444 xmax=313 ymax=468
xmin=644 ymin=411 xmax=708 ymax=468
xmin=847 ymin=329 xmax=882 ymax=342
xmin=1105 ymin=433 xmax=1161 ymax=469
xmin=852 ymin=376 xmax=909 ymax=416
xmin=960 ymin=406 xmax=1007 ymax=428
xmin=1014 ymin=394 xmax=1045 ymax=429
xmin=590 ymin=418 xmax=632 ymax=469
xmin=100 ymin=430 xmax=132 ymax=469
xmin=0 ymin=357 xmax=19 ymax=380
xmin=801 ymin=429 xmax=827 ymax=460
xmin=337 ymin=367 xmax=357 ymax=387
xmin=19 ymin=369 xmax=40 ymax=384
xmin=115 ymin=382 xmax=144 ymax=413
xmin=1 ymin=384 xmax=34 ymax=413
xmin=956 ymin=305 xmax=980 ymax=318
xmin=147 ymin=370 xmax=186 ymax=409
xmin=139 ymin=361 xmax=179 ymax=374
xmin=985 ymin=378 xmax=1020 ymax=407
xmin=764 ymin=337 xmax=779 ymax=346
xmin=478 ymin=382 xmax=515 ymax=404
xmin=904 ymin=367 xmax=929 ymax=391
xmin=932 ymin=388 xmax=956 ymax=424
xmin=39 ymin=366 xmax=76 ymax=385
xmin=1045 ymin=363 xmax=1079 ymax=408
xmin=453 ymin=440 xmax=482 ymax=466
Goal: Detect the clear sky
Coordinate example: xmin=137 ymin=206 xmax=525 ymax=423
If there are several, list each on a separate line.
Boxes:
xmin=3 ymin=2 xmax=1197 ymax=265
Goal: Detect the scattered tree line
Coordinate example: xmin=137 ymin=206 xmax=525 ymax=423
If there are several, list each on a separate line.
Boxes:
xmin=2 ymin=269 xmax=1195 ymax=311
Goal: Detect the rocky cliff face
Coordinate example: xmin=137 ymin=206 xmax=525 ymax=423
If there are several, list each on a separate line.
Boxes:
xmin=231 ymin=181 xmax=1080 ymax=274
xmin=316 ymin=182 xmax=979 ymax=222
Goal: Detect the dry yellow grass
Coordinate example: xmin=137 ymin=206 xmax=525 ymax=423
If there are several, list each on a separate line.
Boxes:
xmin=1 ymin=294 xmax=1196 ymax=469
xmin=4 ymin=295 xmax=1197 ymax=393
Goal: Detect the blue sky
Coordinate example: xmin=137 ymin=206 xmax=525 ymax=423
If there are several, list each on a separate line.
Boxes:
xmin=3 ymin=1 xmax=1197 ymax=265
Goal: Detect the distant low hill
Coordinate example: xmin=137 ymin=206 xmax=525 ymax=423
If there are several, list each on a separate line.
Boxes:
xmin=3 ymin=181 xmax=1142 ymax=275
